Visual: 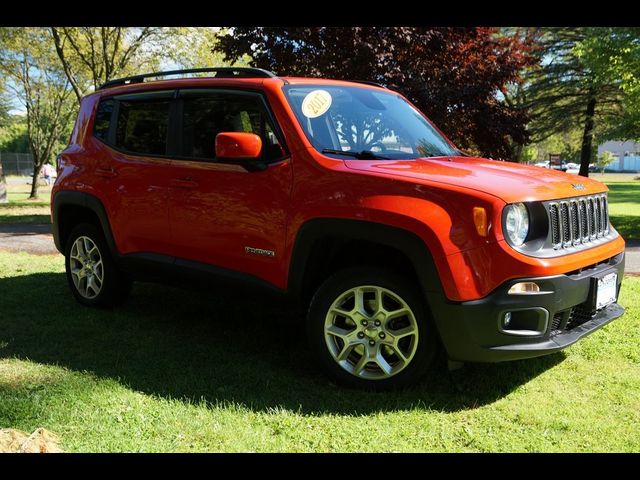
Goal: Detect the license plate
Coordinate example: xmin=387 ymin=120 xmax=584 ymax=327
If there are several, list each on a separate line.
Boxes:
xmin=596 ymin=272 xmax=617 ymax=310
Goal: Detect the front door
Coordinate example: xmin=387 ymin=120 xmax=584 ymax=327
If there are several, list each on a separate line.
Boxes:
xmin=167 ymin=89 xmax=292 ymax=287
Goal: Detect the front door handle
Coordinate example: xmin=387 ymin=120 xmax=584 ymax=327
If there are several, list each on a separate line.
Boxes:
xmin=170 ymin=178 xmax=198 ymax=189
xmin=96 ymin=167 xmax=118 ymax=178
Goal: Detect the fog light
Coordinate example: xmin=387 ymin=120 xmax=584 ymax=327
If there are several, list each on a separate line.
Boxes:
xmin=503 ymin=312 xmax=512 ymax=327
xmin=508 ymin=282 xmax=541 ymax=294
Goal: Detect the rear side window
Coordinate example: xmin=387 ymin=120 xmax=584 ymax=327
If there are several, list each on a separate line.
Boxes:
xmin=115 ymin=99 xmax=171 ymax=156
xmin=93 ymin=99 xmax=114 ymax=142
xmin=180 ymin=91 xmax=284 ymax=162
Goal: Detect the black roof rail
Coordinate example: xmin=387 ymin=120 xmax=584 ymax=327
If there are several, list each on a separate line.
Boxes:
xmin=97 ymin=67 xmax=277 ymax=90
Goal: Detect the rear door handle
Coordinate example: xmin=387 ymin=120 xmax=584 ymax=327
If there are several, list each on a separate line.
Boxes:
xmin=96 ymin=167 xmax=118 ymax=178
xmin=170 ymin=178 xmax=198 ymax=189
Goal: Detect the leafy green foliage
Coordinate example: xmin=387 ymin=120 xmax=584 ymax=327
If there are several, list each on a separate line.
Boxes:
xmin=574 ymin=28 xmax=640 ymax=141
xmin=50 ymin=27 xmax=234 ymax=102
xmin=523 ymin=129 xmax=583 ymax=163
xmin=597 ymin=150 xmax=616 ymax=173
xmin=0 ymin=27 xmax=76 ymax=198
xmin=50 ymin=27 xmax=168 ymax=100
xmin=162 ymin=27 xmax=241 ymax=69
xmin=0 ymin=114 xmax=29 ymax=153
xmin=523 ymin=28 xmax=625 ymax=176
xmin=0 ymin=80 xmax=10 ymax=123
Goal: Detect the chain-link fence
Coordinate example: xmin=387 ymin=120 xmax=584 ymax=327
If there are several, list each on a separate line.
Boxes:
xmin=0 ymin=152 xmax=34 ymax=176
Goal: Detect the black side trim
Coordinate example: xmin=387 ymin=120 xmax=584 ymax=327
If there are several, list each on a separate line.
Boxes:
xmin=118 ymin=252 xmax=283 ymax=295
xmin=52 ymin=191 xmax=118 ymax=256
xmin=288 ymin=218 xmax=444 ymax=300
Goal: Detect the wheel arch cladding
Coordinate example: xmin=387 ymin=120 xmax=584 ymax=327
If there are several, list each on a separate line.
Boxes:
xmin=52 ymin=190 xmax=118 ymax=256
xmin=288 ymin=218 xmax=445 ymax=306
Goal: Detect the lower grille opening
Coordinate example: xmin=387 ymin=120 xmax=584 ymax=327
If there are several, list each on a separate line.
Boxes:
xmin=551 ymin=302 xmax=606 ymax=335
xmin=551 ymin=312 xmax=563 ymax=331
xmin=566 ymin=304 xmax=596 ymax=330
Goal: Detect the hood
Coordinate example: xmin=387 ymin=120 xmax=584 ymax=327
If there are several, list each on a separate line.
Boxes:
xmin=344 ymin=156 xmax=607 ymax=203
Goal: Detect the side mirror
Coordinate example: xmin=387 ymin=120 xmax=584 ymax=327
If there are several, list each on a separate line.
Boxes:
xmin=215 ymin=132 xmax=262 ymax=160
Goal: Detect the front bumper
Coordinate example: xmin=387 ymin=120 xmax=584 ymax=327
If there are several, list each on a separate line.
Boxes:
xmin=431 ymin=251 xmax=626 ymax=362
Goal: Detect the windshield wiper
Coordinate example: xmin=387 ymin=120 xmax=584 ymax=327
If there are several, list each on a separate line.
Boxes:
xmin=321 ymin=148 xmax=390 ymax=160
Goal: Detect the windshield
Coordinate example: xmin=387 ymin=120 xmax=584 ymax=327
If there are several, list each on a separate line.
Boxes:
xmin=283 ymin=84 xmax=458 ymax=160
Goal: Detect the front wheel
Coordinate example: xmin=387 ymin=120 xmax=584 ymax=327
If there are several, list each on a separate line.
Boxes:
xmin=307 ymin=267 xmax=438 ymax=390
xmin=64 ymin=223 xmax=132 ymax=307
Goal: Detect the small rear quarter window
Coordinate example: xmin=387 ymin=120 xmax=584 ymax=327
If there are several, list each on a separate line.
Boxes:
xmin=93 ymin=98 xmax=114 ymax=142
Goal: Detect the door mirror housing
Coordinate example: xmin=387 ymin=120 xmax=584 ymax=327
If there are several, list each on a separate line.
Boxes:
xmin=215 ymin=132 xmax=262 ymax=160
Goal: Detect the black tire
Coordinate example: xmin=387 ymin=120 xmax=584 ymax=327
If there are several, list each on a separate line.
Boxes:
xmin=307 ymin=267 xmax=438 ymax=391
xmin=64 ymin=223 xmax=132 ymax=308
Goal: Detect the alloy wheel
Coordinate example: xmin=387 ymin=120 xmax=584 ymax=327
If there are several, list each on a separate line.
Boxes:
xmin=69 ymin=236 xmax=104 ymax=299
xmin=324 ymin=285 xmax=419 ymax=380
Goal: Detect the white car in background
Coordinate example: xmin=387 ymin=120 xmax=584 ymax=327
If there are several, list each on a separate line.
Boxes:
xmin=534 ymin=161 xmax=550 ymax=168
xmin=566 ymin=162 xmax=579 ymax=170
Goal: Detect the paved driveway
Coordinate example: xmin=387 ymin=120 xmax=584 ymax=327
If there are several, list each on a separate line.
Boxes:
xmin=0 ymin=223 xmax=58 ymax=255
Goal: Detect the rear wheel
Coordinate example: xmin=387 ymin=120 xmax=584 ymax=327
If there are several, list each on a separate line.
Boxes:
xmin=307 ymin=267 xmax=437 ymax=390
xmin=65 ymin=223 xmax=132 ymax=307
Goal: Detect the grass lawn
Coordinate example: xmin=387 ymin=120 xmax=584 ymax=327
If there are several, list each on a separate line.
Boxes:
xmin=0 ymin=179 xmax=51 ymax=224
xmin=599 ymin=177 xmax=640 ymax=240
xmin=1 ymin=251 xmax=639 ymax=452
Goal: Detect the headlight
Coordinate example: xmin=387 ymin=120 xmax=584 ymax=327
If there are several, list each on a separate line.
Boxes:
xmin=504 ymin=203 xmax=530 ymax=246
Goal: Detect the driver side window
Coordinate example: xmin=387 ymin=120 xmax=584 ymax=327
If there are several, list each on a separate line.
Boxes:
xmin=179 ymin=91 xmax=285 ymax=162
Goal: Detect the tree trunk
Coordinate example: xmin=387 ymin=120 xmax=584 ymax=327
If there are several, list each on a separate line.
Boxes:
xmin=30 ymin=163 xmax=43 ymax=199
xmin=513 ymin=143 xmax=524 ymax=162
xmin=579 ymin=95 xmax=597 ymax=178
xmin=0 ymin=162 xmax=7 ymax=204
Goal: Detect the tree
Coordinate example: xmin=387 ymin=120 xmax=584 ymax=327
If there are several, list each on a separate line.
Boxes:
xmin=214 ymin=27 xmax=538 ymax=159
xmin=163 ymin=27 xmax=241 ymax=69
xmin=575 ymin=27 xmax=640 ymax=142
xmin=50 ymin=27 xmax=168 ymax=102
xmin=0 ymin=78 xmax=10 ymax=123
xmin=524 ymin=28 xmax=625 ymax=177
xmin=50 ymin=27 xmax=233 ymax=103
xmin=0 ymin=114 xmax=30 ymax=153
xmin=521 ymin=127 xmax=584 ymax=164
xmin=0 ymin=160 xmax=6 ymax=204
xmin=0 ymin=75 xmax=10 ymax=204
xmin=0 ymin=27 xmax=76 ymax=199
xmin=596 ymin=150 xmax=616 ymax=173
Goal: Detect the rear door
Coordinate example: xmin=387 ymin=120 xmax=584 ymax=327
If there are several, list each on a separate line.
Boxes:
xmin=167 ymin=88 xmax=292 ymax=286
xmin=94 ymin=90 xmax=175 ymax=256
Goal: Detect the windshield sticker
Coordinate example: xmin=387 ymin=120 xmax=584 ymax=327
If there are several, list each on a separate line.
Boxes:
xmin=301 ymin=90 xmax=332 ymax=118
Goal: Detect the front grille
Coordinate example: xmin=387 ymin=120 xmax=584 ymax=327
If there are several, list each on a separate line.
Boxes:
xmin=549 ymin=204 xmax=560 ymax=245
xmin=547 ymin=194 xmax=609 ymax=250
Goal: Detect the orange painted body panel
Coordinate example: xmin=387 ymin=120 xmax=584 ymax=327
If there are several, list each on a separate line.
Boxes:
xmin=53 ymin=75 xmax=625 ymax=303
xmin=166 ymin=158 xmax=292 ymax=286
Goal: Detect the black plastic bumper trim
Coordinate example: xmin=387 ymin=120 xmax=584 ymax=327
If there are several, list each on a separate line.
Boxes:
xmin=429 ymin=251 xmax=626 ymax=363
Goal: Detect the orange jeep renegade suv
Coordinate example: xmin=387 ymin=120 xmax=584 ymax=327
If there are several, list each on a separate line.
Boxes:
xmin=52 ymin=68 xmax=626 ymax=389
